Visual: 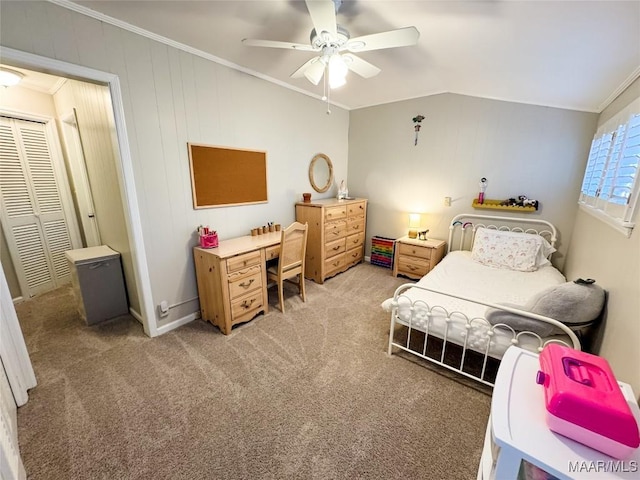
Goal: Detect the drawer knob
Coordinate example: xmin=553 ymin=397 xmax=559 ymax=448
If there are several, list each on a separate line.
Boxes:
xmin=333 ymin=246 xmax=341 ymax=251
xmin=239 ymin=279 xmax=255 ymax=288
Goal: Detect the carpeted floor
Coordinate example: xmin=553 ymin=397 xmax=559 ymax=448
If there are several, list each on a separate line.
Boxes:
xmin=15 ymin=262 xmax=491 ymax=479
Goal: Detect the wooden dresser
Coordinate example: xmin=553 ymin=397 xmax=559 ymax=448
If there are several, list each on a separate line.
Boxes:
xmin=193 ymin=232 xmax=280 ymax=334
xmin=295 ymin=198 xmax=367 ymax=284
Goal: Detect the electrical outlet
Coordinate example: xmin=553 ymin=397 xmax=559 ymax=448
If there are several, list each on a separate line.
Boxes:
xmin=444 ymin=196 xmax=452 ymax=207
xmin=159 ymin=300 xmax=169 ymax=317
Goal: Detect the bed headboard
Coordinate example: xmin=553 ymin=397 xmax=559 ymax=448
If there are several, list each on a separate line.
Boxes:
xmin=447 ymin=214 xmax=558 ymax=255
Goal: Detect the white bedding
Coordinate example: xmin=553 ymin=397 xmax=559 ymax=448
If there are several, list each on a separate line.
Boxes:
xmin=382 ymin=250 xmax=569 ymax=358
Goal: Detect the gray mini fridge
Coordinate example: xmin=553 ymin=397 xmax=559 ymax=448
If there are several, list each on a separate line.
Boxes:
xmin=65 ymin=246 xmax=129 ymax=325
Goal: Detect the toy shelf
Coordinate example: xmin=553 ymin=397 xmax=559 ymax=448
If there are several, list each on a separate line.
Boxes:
xmin=472 ymin=199 xmax=537 ymax=212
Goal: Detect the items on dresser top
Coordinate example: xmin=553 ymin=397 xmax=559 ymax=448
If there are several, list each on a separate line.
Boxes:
xmin=295 ymin=198 xmax=367 ymax=284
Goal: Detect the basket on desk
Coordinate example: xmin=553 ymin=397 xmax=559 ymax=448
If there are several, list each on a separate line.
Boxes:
xmin=200 ymin=232 xmax=219 ymax=248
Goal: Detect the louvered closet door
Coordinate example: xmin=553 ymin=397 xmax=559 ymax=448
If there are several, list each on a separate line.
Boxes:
xmin=0 ymin=117 xmax=75 ymax=297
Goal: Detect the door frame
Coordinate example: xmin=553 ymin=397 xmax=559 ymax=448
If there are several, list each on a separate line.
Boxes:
xmin=0 ymin=47 xmax=156 ymax=337
xmin=0 ymin=110 xmax=84 ymax=297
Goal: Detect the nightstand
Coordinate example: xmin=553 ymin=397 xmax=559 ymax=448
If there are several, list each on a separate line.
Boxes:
xmin=392 ymin=236 xmax=446 ymax=279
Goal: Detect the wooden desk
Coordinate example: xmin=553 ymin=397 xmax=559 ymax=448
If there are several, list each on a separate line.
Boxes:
xmin=193 ymin=231 xmax=281 ymax=334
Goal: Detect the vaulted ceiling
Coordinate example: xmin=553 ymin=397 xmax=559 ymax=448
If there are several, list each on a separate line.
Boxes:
xmin=54 ymin=1 xmax=640 ymax=112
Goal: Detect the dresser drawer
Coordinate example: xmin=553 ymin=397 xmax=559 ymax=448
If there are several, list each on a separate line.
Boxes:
xmin=230 ymin=290 xmax=264 ymax=321
xmin=228 ymin=269 xmax=262 ymax=299
xmin=227 ymin=250 xmax=261 ymax=273
xmin=345 ymin=247 xmax=363 ymax=265
xmin=347 ymin=215 xmax=365 ymax=233
xmin=325 ymin=252 xmax=346 ymax=275
xmin=347 ymin=201 xmax=366 ymax=217
xmin=398 ymin=242 xmax=432 ymax=260
xmin=325 ymin=220 xmax=347 ymax=240
xmin=397 ymin=256 xmax=429 ymax=277
xmin=325 ymin=205 xmax=347 ymax=221
xmin=325 ymin=238 xmax=346 ymax=258
xmin=346 ymin=232 xmax=365 ymax=250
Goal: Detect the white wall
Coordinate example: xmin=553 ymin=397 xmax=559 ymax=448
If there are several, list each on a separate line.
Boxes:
xmin=564 ymin=77 xmax=640 ymax=394
xmin=0 ymin=1 xmax=349 ymax=329
xmin=348 ymin=93 xmax=598 ymax=270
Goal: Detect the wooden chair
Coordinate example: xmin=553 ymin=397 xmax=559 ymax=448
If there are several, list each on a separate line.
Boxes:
xmin=267 ymin=221 xmax=308 ymax=313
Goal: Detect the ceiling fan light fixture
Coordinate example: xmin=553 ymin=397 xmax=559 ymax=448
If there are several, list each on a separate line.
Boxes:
xmin=0 ymin=67 xmax=24 ymax=87
xmin=328 ymin=54 xmax=348 ymax=89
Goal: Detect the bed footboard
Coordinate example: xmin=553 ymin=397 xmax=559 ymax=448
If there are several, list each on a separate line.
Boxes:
xmin=386 ymin=284 xmax=581 ymax=387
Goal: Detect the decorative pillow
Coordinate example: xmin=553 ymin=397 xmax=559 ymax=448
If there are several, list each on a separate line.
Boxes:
xmin=471 ymin=228 xmax=555 ymax=272
xmin=486 ymin=280 xmax=606 ymax=337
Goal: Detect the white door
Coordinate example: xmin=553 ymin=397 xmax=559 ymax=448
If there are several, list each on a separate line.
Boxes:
xmin=0 ymin=116 xmax=81 ymax=298
xmin=59 ymin=109 xmax=101 ymax=246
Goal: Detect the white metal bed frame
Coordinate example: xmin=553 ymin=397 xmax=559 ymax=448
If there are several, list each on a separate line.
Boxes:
xmin=386 ymin=213 xmax=581 ymax=387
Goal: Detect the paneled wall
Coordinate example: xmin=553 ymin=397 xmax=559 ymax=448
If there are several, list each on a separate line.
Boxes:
xmin=53 ymin=80 xmax=139 ymax=313
xmin=0 ymin=1 xmax=349 ymax=328
xmin=348 ymin=93 xmax=598 ymax=270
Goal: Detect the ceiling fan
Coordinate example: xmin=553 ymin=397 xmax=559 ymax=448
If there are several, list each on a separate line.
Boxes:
xmin=242 ymin=0 xmax=420 ymax=89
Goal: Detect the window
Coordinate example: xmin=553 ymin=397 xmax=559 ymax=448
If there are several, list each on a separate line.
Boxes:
xmin=579 ymin=109 xmax=640 ymax=237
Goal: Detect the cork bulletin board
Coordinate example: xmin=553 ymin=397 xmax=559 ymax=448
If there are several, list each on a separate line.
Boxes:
xmin=188 ymin=143 xmax=268 ymax=208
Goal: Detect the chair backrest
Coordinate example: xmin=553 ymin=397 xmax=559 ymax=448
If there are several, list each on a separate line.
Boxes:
xmin=278 ymin=222 xmax=308 ymax=275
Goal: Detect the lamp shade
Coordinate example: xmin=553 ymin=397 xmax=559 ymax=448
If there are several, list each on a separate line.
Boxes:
xmin=408 ymin=213 xmax=421 ymax=229
xmin=408 ymin=213 xmax=421 ymax=239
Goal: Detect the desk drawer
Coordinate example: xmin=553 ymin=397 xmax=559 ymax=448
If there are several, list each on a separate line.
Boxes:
xmin=398 ymin=243 xmax=432 ymax=260
xmin=227 ymin=250 xmax=261 ymax=273
xmin=265 ymin=245 xmax=280 ymax=261
xmin=325 ymin=205 xmax=347 ymax=221
xmin=231 ymin=290 xmax=264 ymax=321
xmin=228 ymin=269 xmax=262 ymax=299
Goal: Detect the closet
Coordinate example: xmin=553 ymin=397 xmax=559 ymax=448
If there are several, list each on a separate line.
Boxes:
xmin=0 ymin=116 xmax=80 ymax=298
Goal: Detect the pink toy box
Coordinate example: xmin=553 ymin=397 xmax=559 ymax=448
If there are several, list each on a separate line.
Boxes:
xmin=536 ymin=344 xmax=640 ymax=459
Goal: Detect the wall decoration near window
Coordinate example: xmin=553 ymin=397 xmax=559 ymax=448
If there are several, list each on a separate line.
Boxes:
xmin=188 ymin=143 xmax=268 ymax=208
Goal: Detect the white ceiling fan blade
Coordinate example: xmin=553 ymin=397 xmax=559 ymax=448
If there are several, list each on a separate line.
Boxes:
xmin=305 ymin=0 xmax=337 ymax=40
xmin=242 ymin=38 xmax=317 ymax=52
xmin=345 ymin=26 xmax=420 ymax=53
xmin=291 ymin=57 xmax=325 ymax=85
xmin=341 ymin=54 xmax=381 ymax=79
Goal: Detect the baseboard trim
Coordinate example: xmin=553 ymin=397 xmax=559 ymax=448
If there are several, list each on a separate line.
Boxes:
xmin=11 ymin=296 xmax=24 ymax=305
xmin=155 ymin=312 xmax=200 ymax=336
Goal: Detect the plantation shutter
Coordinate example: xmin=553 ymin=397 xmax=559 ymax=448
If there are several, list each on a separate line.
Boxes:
xmin=0 ymin=117 xmax=74 ymax=297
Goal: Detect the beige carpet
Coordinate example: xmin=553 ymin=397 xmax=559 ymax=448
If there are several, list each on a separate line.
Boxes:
xmin=15 ymin=262 xmax=490 ymax=479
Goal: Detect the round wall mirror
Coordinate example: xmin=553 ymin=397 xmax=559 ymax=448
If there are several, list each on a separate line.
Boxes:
xmin=309 ymin=153 xmax=334 ymax=193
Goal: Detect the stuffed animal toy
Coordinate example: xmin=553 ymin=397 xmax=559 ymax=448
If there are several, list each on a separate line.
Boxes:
xmin=500 ymin=196 xmax=539 ymax=209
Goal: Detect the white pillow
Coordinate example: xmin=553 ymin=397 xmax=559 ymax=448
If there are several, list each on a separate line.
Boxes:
xmin=471 ymin=228 xmax=555 ymax=272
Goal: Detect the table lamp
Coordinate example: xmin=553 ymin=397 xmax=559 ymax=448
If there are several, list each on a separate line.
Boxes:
xmin=408 ymin=213 xmax=421 ymax=239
